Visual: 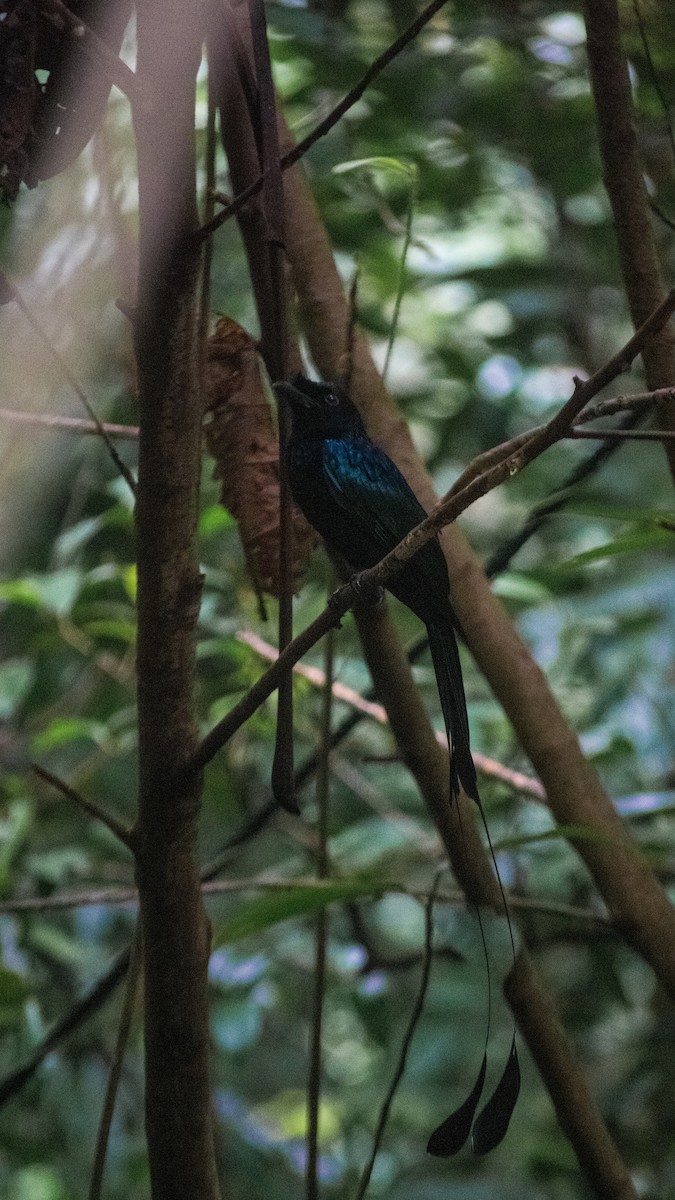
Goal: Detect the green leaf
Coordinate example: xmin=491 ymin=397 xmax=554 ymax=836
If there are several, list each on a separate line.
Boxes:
xmin=0 ymin=579 xmax=42 ymax=607
xmin=32 ymin=717 xmax=107 ymax=753
xmin=30 ymin=568 xmax=83 ymax=616
xmin=54 ymin=516 xmax=103 ymax=563
xmin=28 ymin=922 xmax=89 ymax=967
xmin=0 ymin=797 xmax=33 ymax=893
xmin=214 ymin=877 xmax=388 ymax=947
xmin=81 ymin=618 xmax=136 ymax=645
xmin=0 ymin=966 xmax=30 ymax=1007
xmin=563 ymin=499 xmax=675 ymax=523
xmin=9 ymin=1165 xmax=68 ymax=1200
xmin=333 ymin=155 xmax=417 ymax=179
xmin=0 ymin=658 xmax=34 ymax=718
xmin=556 ymin=528 xmax=674 ymax=570
xmin=122 ymin=563 xmax=137 ymax=601
xmin=199 ymin=504 xmax=235 ymax=537
xmin=252 ymin=1088 xmax=342 ymax=1142
xmin=491 ymin=572 xmax=551 ymax=604
xmin=494 ymin=823 xmax=618 ymax=851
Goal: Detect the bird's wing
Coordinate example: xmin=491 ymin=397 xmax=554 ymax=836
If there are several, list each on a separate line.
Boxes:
xmin=323 ymin=436 xmax=428 ymax=555
xmin=322 ymin=435 xmax=452 ymax=618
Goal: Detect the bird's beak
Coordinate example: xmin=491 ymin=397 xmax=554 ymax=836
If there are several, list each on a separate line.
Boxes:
xmin=273 ymin=377 xmax=314 ymax=408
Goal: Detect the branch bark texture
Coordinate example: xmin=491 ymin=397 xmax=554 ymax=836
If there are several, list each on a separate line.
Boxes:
xmin=584 ymin=0 xmax=675 ymax=474
xmin=132 ymin=5 xmax=221 ymax=1197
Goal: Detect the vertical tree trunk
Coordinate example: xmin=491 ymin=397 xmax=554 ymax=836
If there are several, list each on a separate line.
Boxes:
xmin=132 ymin=6 xmax=221 ymax=1197
xmin=584 ymin=0 xmax=675 ymax=476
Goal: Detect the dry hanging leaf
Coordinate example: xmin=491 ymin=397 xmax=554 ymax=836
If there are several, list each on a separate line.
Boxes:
xmin=0 ymin=0 xmax=37 ymax=202
xmin=27 ymin=0 xmax=133 ymax=185
xmin=204 ymin=317 xmax=317 ymax=600
xmin=0 ymin=0 xmax=132 ymax=201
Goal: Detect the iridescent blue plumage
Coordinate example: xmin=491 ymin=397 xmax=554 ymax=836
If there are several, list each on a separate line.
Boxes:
xmin=278 ymin=376 xmax=477 ymax=802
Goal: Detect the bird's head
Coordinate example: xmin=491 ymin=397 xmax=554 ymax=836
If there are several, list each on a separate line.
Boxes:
xmin=274 ymin=375 xmax=366 ymax=438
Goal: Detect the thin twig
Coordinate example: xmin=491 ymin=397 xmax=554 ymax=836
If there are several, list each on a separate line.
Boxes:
xmin=446 ymin=373 xmax=673 ymax=509
xmin=0 ymin=876 xmax=613 ymax=925
xmin=306 ymin=628 xmax=334 ymax=1200
xmin=383 ymin=164 xmax=417 ymax=383
xmin=0 ymin=409 xmax=139 ymax=439
xmin=578 ymin=387 xmax=675 ymax=421
xmin=430 ymin=289 xmax=675 ymax=530
xmin=354 ymin=872 xmax=442 ymax=1200
xmin=1 ymin=273 xmax=137 ymax=494
xmin=0 ymin=947 xmax=131 ymax=1106
xmin=570 ymin=426 xmax=675 ymax=441
xmin=88 ymin=923 xmax=143 ymax=1200
xmin=331 ymin=752 xmax=440 ymax=856
xmin=237 ymin=629 xmax=546 ymax=801
xmin=32 ymin=764 xmax=134 ymax=849
xmin=236 ymin=630 xmax=385 ymax=721
xmin=196 ymin=0 xmax=450 ymax=242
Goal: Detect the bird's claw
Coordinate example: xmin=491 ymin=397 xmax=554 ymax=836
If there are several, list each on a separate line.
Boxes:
xmin=351 ymin=572 xmax=385 ymax=610
xmin=327 ymin=589 xmax=344 ymax=625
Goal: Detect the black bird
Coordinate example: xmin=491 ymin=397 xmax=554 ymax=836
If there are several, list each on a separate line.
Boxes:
xmin=275 ymin=374 xmax=520 ymax=1155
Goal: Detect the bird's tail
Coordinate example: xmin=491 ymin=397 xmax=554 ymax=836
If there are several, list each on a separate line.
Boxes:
xmin=427 ymin=616 xmax=478 ymax=803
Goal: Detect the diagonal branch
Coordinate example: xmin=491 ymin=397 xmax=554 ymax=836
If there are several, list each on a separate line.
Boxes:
xmin=0 ymin=272 xmax=136 ymax=494
xmin=0 ymin=409 xmax=140 ymax=438
xmin=196 ymin=0 xmax=450 ymax=242
xmin=237 ymin=629 xmax=546 ymax=801
xmin=189 ymin=287 xmax=675 ymax=773
xmin=32 ymin=764 xmax=134 ymax=849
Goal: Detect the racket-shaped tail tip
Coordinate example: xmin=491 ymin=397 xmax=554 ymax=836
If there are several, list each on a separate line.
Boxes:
xmin=471 ymin=1038 xmax=520 ymax=1155
xmin=427 ymin=1053 xmax=486 ymax=1157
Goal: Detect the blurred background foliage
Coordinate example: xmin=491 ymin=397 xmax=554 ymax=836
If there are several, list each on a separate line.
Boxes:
xmin=1 ymin=0 xmax=675 ymax=1197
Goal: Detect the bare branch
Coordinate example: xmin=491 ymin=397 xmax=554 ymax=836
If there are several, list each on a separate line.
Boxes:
xmin=579 ymin=387 xmax=675 ymax=422
xmin=88 ymin=924 xmax=143 ymax=1200
xmin=0 ymin=273 xmax=137 ymax=493
xmin=0 ymin=875 xmax=614 ymax=925
xmin=238 ymin=629 xmax=546 ymax=801
xmin=305 ymin=629 xmax=334 ymax=1200
xmin=571 ymin=427 xmax=675 ymax=442
xmin=0 ymin=948 xmax=131 ymax=1106
xmin=32 ymin=764 xmax=134 ymax=849
xmin=0 ymin=408 xmax=139 ymax=439
xmin=355 ymin=873 xmax=441 ymax=1200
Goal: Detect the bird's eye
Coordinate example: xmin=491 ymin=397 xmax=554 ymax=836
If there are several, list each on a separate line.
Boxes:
xmin=325 ymin=390 xmax=340 ymax=407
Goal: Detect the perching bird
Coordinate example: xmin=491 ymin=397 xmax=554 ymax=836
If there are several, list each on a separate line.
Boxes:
xmin=277 ymin=375 xmax=476 ymax=800
xmin=275 ymin=374 xmax=519 ymax=1155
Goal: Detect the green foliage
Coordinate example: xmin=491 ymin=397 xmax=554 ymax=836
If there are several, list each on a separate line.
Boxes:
xmin=215 ymin=878 xmax=389 ymax=946
xmin=1 ymin=1 xmax=675 ymax=1198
